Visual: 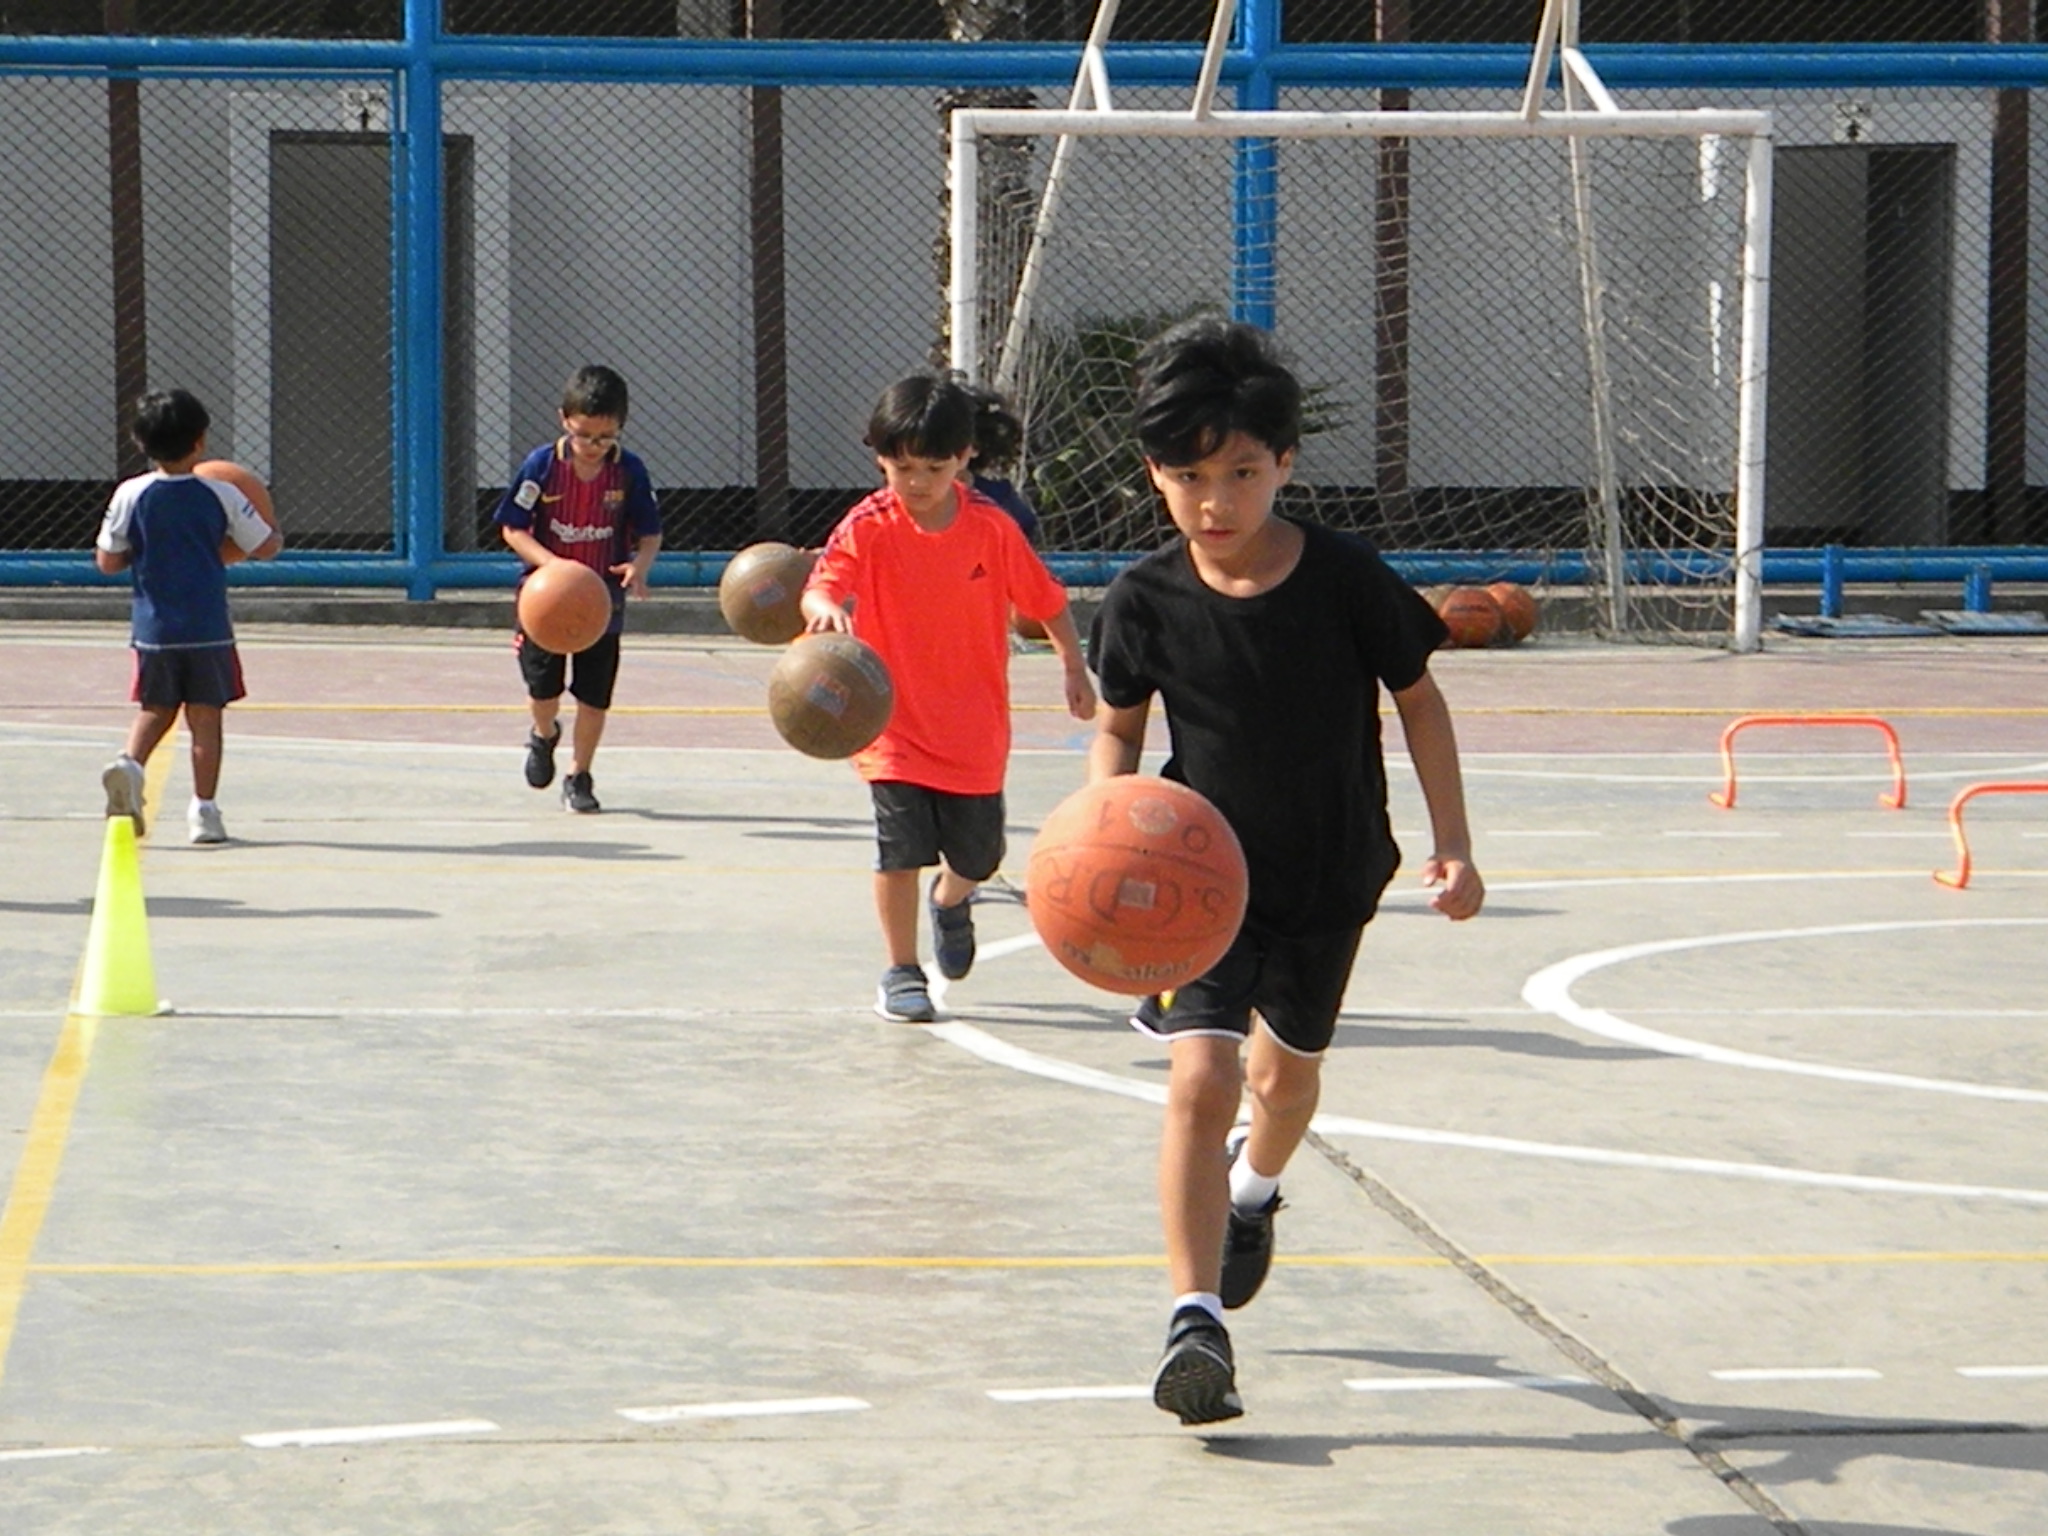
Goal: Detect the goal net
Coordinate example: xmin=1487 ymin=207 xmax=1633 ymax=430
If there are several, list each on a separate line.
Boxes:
xmin=949 ymin=21 xmax=1772 ymax=646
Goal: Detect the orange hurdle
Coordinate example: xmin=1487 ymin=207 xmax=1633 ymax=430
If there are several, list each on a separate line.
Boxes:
xmin=1709 ymin=714 xmax=1906 ymax=810
xmin=1934 ymin=781 xmax=2048 ymax=889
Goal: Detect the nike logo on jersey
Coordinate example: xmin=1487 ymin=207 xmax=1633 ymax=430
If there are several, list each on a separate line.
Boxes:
xmin=539 ymin=493 xmax=565 ymax=504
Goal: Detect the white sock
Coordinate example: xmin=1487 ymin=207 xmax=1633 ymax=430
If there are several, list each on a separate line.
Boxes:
xmin=191 ymin=796 xmax=219 ymax=813
xmin=1173 ymin=1291 xmax=1224 ymax=1325
xmin=1229 ymin=1146 xmax=1281 ymax=1213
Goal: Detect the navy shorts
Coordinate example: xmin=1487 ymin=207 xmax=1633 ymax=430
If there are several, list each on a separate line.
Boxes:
xmin=517 ymin=629 xmax=622 ymax=710
xmin=1130 ymin=922 xmax=1365 ymax=1057
xmin=131 ymin=645 xmax=246 ymax=710
xmin=871 ymin=781 xmax=1006 ymax=881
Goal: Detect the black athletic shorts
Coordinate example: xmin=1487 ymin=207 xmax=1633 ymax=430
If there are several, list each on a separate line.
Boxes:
xmin=517 ymin=628 xmax=622 ymax=710
xmin=132 ymin=645 xmax=246 ymax=710
xmin=1130 ymin=922 xmax=1365 ymax=1057
xmin=871 ymin=781 xmax=1006 ymax=880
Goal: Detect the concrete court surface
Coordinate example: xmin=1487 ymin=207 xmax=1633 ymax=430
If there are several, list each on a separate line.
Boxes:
xmin=1 ymin=619 xmax=2046 ymax=1535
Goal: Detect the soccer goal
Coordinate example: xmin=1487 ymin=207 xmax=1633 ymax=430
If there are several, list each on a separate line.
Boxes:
xmin=948 ymin=0 xmax=1774 ymax=650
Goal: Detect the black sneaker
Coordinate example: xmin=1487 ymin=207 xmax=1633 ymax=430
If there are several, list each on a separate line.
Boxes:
xmin=561 ymin=770 xmax=600 ymax=813
xmin=1151 ymin=1305 xmax=1243 ymax=1426
xmin=524 ymin=724 xmax=561 ymax=789
xmin=929 ymin=877 xmax=976 ymax=981
xmin=875 ymin=964 xmax=936 ymax=1023
xmin=1221 ymin=1130 xmax=1281 ymax=1310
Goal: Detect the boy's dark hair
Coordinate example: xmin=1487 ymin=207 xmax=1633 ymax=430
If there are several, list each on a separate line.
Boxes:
xmin=130 ymin=388 xmax=210 ymax=465
xmin=562 ymin=364 xmax=630 ymax=423
xmin=966 ymin=384 xmax=1023 ymax=472
xmin=864 ymin=371 xmax=975 ymax=461
xmin=1133 ymin=315 xmax=1302 ymax=466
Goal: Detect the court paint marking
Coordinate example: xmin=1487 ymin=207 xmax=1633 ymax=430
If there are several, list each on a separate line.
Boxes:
xmin=618 ymin=1396 xmax=870 ymax=1424
xmin=1957 ymin=1365 xmax=2048 ymax=1379
xmin=0 ymin=1014 xmax=98 ymax=1392
xmin=1345 ymin=1374 xmax=1590 ymax=1394
xmin=1522 ymin=918 xmax=2048 ymax=1104
xmin=1709 ymin=1367 xmax=1882 ymax=1383
xmin=0 ymin=1446 xmax=109 ymax=1462
xmin=986 ymin=1385 xmax=1151 ymax=1404
xmin=242 ymin=1418 xmax=499 ymax=1448
xmin=925 ymin=1021 xmax=2048 ymax=1207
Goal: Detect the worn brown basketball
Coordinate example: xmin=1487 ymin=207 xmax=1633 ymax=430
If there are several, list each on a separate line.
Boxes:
xmin=1438 ymin=585 xmax=1505 ymax=648
xmin=719 ymin=542 xmax=817 ymax=645
xmin=768 ymin=633 xmax=894 ymax=759
xmin=517 ymin=560 xmax=612 ymax=655
xmin=1486 ymin=581 xmax=1539 ymax=642
xmin=193 ymin=459 xmax=278 ymax=545
xmin=1026 ymin=776 xmax=1248 ymax=996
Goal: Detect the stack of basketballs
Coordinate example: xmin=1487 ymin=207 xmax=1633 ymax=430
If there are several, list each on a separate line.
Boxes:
xmin=1431 ymin=581 xmax=1540 ymax=649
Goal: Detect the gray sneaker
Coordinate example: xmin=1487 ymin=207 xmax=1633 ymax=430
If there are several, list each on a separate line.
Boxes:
xmin=928 ymin=877 xmax=976 ymax=981
xmin=561 ymin=771 xmax=600 ymax=813
xmin=875 ymin=964 xmax=936 ymax=1023
xmin=188 ymin=800 xmax=228 ymax=845
xmin=1151 ymin=1305 xmax=1243 ymax=1426
xmin=102 ymin=755 xmax=146 ymax=835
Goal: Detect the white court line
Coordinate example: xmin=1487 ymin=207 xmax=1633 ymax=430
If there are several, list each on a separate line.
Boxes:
xmin=987 ymin=1385 xmax=1151 ymax=1403
xmin=1522 ymin=918 xmax=2048 ymax=1104
xmin=1346 ymin=1374 xmax=1589 ymax=1394
xmin=1661 ymin=830 xmax=1781 ymax=838
xmin=1957 ymin=1365 xmax=2048 ymax=1379
xmin=618 ymin=1396 xmax=870 ymax=1424
xmin=0 ymin=1446 xmax=110 ymax=1462
xmin=243 ymin=1418 xmax=498 ymax=1448
xmin=926 ymin=1022 xmax=2048 ymax=1206
xmin=1710 ymin=1367 xmax=1881 ymax=1382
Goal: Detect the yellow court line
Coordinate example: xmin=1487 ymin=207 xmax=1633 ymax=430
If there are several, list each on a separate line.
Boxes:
xmin=0 ymin=1016 xmax=100 ymax=1389
xmin=0 ymin=725 xmax=175 ymax=1387
xmin=27 ymin=1249 xmax=2048 ymax=1280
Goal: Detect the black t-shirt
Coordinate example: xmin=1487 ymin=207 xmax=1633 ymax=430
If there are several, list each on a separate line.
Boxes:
xmin=1089 ymin=520 xmax=1448 ymax=935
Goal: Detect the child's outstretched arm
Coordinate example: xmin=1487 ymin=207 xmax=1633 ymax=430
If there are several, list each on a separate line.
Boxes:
xmin=1391 ymin=670 xmax=1484 ymax=920
xmin=1089 ymin=698 xmax=1148 ymax=783
xmin=612 ymin=533 xmax=660 ymax=599
xmin=1038 ymin=606 xmax=1097 ymax=721
xmin=501 ymin=525 xmax=553 ymax=569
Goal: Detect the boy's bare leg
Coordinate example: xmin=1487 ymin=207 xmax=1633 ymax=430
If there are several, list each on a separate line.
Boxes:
xmin=930 ymin=858 xmax=976 ymax=909
xmin=569 ymin=703 xmax=606 ymax=776
xmin=529 ymin=695 xmax=561 ymax=742
xmin=1160 ymin=1035 xmax=1244 ymax=1296
xmin=123 ymin=704 xmax=180 ymax=767
xmin=874 ymin=868 xmax=922 ymax=967
xmin=1238 ymin=1025 xmax=1323 ymax=1180
xmin=183 ymin=704 xmax=225 ymax=801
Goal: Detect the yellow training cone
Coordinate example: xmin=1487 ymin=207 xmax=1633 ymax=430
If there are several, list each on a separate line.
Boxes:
xmin=76 ymin=815 xmax=159 ymax=1016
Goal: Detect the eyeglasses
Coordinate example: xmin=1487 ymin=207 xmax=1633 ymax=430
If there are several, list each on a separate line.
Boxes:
xmin=568 ymin=431 xmax=619 ymax=450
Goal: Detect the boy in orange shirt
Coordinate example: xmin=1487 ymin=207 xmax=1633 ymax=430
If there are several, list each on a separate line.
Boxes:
xmin=802 ymin=371 xmax=1096 ymax=1022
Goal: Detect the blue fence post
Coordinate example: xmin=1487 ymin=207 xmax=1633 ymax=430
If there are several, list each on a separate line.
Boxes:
xmin=1231 ymin=0 xmax=1280 ymax=329
xmin=1964 ymin=563 xmax=1994 ymax=612
xmin=400 ymin=0 xmax=443 ymax=599
xmin=1819 ymin=543 xmax=1844 ymax=617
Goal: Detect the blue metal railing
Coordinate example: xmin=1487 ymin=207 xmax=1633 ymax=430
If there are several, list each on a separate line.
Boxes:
xmin=5 ymin=24 xmax=2047 ymax=594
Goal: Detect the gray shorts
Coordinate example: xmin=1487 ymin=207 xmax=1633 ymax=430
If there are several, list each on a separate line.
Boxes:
xmin=871 ymin=781 xmax=1006 ymax=880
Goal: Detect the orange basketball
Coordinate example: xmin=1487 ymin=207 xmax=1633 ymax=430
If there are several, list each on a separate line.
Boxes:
xmin=193 ymin=459 xmax=277 ymax=531
xmin=1486 ymin=581 xmax=1539 ymax=643
xmin=718 ymin=542 xmax=817 ymax=645
xmin=1026 ymin=776 xmax=1248 ymax=996
xmin=1438 ymin=586 xmax=1505 ymax=648
xmin=517 ymin=560 xmax=613 ymax=655
xmin=767 ymin=633 xmax=894 ymax=759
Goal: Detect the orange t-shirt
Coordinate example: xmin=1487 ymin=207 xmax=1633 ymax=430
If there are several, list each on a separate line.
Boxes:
xmin=807 ymin=483 xmax=1069 ymax=794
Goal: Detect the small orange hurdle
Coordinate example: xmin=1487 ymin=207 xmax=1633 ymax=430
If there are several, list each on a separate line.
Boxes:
xmin=1709 ymin=714 xmax=1906 ymax=810
xmin=1934 ymin=781 xmax=2048 ymax=889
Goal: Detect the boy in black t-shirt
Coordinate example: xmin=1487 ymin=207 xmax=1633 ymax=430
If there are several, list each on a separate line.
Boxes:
xmin=1087 ymin=316 xmax=1484 ymax=1426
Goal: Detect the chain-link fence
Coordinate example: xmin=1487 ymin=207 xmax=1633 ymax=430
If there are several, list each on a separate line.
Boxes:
xmin=2 ymin=1 xmax=2044 ymax=601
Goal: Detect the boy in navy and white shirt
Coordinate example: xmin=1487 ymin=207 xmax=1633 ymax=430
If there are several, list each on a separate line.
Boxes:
xmin=95 ymin=388 xmax=282 ymax=845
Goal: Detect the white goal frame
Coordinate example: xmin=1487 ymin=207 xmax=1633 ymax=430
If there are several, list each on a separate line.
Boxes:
xmin=947 ymin=0 xmax=1776 ymax=651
